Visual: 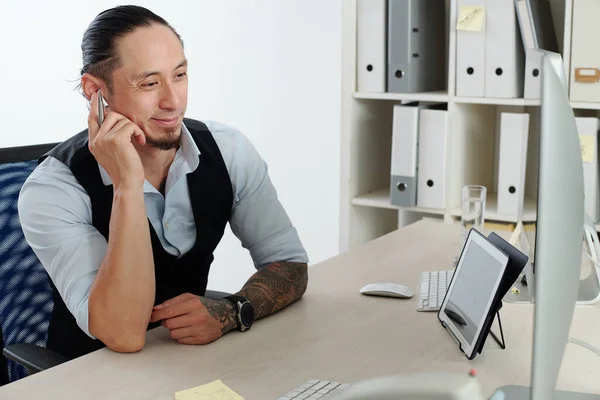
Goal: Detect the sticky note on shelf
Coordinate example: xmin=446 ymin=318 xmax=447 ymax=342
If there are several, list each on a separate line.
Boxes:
xmin=456 ymin=6 xmax=485 ymax=32
xmin=580 ymin=135 xmax=596 ymax=163
xmin=175 ymin=380 xmax=245 ymax=400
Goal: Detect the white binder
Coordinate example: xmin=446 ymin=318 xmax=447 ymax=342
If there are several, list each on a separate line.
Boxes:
xmin=497 ymin=112 xmax=530 ymax=217
xmin=390 ymin=103 xmax=420 ymax=207
xmin=416 ymin=105 xmax=448 ymax=210
xmin=569 ymin=0 xmax=600 ymax=103
xmin=575 ymin=117 xmax=600 ymax=222
xmin=357 ymin=0 xmax=387 ymax=93
xmin=524 ymin=47 xmax=543 ymax=99
xmin=455 ymin=0 xmax=486 ymax=97
xmin=484 ymin=0 xmax=524 ymax=98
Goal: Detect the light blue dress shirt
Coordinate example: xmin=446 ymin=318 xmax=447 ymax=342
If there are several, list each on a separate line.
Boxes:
xmin=18 ymin=120 xmax=308 ymax=338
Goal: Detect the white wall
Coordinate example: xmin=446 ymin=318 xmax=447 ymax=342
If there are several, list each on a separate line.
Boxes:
xmin=0 ymin=1 xmax=342 ymax=293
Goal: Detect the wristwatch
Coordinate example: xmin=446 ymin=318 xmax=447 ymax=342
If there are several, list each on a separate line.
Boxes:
xmin=224 ymin=295 xmax=254 ymax=332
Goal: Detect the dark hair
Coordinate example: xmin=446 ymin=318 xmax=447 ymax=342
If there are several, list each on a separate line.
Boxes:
xmin=79 ymin=5 xmax=183 ymax=94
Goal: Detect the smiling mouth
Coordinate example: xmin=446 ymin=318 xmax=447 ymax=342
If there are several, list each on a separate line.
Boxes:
xmin=152 ymin=116 xmax=180 ymax=127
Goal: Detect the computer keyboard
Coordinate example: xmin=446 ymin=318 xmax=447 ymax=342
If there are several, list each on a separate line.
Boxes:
xmin=417 ymin=270 xmax=454 ymax=311
xmin=277 ymin=379 xmax=352 ymax=399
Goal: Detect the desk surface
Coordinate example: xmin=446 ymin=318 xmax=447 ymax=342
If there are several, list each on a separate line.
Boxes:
xmin=1 ymin=220 xmax=599 ymax=399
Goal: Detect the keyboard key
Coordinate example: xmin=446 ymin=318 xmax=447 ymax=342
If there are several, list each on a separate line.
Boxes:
xmin=281 ymin=380 xmax=353 ymax=399
xmin=312 ymin=381 xmax=329 ymax=391
xmin=418 ymin=270 xmax=454 ymax=311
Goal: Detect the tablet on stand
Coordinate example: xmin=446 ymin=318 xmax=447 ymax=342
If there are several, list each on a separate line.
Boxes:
xmin=437 ymin=229 xmax=512 ymax=360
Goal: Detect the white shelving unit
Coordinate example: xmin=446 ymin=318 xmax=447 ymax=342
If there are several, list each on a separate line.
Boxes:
xmin=353 ymin=91 xmax=450 ymax=102
xmin=454 ymin=97 xmax=541 ymax=106
xmin=351 ymin=187 xmax=446 ymax=215
xmin=340 ymin=0 xmax=600 ymax=252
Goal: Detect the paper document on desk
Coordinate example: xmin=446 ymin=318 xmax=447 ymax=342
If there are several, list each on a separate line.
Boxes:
xmin=175 ymin=379 xmax=244 ymax=400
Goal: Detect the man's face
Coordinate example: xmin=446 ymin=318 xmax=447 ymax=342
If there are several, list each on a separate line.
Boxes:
xmin=107 ymin=24 xmax=188 ymax=150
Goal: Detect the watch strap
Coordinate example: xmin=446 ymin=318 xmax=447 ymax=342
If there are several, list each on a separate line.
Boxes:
xmin=223 ymin=294 xmax=253 ymax=332
xmin=223 ymin=294 xmax=248 ymax=305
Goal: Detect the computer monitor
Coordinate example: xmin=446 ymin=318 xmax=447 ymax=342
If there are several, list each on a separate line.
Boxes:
xmin=493 ymin=51 xmax=597 ymax=399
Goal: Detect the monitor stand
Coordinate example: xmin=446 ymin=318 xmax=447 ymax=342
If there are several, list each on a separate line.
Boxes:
xmin=490 ymin=385 xmax=599 ymax=399
xmin=503 ymin=217 xmax=600 ymax=305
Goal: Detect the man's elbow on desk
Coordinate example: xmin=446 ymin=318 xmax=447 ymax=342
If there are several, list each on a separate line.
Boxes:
xmin=88 ymin=305 xmax=149 ymax=353
xmin=89 ymin=321 xmax=147 ymax=353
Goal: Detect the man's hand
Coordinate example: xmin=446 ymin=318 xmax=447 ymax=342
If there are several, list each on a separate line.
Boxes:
xmin=88 ymin=90 xmax=147 ymax=190
xmin=150 ymin=293 xmax=237 ymax=345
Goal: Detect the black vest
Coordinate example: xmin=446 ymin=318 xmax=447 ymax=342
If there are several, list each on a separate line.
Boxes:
xmin=39 ymin=118 xmax=233 ymax=360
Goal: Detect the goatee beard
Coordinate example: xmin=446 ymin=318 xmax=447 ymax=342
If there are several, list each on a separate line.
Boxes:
xmin=146 ymin=126 xmax=180 ymax=150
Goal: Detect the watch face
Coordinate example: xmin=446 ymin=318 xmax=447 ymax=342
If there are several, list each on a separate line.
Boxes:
xmin=240 ymin=302 xmax=254 ymax=328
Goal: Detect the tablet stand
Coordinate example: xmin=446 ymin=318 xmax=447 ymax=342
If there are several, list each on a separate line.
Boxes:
xmin=480 ymin=307 xmax=505 ymax=353
xmin=440 ymin=301 xmax=506 ymax=359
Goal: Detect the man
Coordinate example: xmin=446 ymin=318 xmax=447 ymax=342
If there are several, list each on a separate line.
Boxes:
xmin=18 ymin=5 xmax=309 ymax=359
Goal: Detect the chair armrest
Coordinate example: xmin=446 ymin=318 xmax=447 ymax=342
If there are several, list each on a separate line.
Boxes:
xmin=3 ymin=343 xmax=69 ymax=374
xmin=204 ymin=290 xmax=232 ymax=300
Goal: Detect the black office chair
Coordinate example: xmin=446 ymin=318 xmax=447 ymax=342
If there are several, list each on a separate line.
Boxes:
xmin=0 ymin=143 xmax=230 ymax=385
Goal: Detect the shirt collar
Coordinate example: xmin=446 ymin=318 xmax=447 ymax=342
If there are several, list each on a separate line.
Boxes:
xmin=98 ymin=121 xmax=202 ymax=186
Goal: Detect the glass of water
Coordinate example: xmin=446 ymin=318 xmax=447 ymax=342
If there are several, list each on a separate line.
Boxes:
xmin=453 ymin=185 xmax=487 ymax=265
xmin=461 ymin=185 xmax=487 ymax=241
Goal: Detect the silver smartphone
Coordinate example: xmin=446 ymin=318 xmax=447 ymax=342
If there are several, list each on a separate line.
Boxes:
xmin=97 ymin=89 xmax=105 ymax=126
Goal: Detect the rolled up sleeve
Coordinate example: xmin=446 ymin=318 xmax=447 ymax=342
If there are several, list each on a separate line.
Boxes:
xmin=18 ymin=157 xmax=106 ymax=338
xmin=209 ymin=122 xmax=309 ymax=269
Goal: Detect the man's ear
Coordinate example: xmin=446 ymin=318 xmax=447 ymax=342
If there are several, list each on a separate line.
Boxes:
xmin=81 ymin=73 xmax=104 ymax=101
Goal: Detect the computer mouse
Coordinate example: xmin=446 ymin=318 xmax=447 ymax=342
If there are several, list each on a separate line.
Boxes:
xmin=359 ymin=282 xmax=413 ymax=299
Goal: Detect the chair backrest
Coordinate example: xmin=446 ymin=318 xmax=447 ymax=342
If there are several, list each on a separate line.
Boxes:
xmin=0 ymin=143 xmax=59 ymax=384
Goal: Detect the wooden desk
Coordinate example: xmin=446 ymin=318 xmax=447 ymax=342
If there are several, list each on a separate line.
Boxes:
xmin=1 ymin=220 xmax=599 ymax=399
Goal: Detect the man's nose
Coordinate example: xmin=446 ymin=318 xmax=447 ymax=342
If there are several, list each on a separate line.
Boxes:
xmin=159 ymin=82 xmax=180 ymax=110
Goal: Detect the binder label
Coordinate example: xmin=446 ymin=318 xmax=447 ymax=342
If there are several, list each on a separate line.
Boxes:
xmin=456 ymin=6 xmax=485 ymax=32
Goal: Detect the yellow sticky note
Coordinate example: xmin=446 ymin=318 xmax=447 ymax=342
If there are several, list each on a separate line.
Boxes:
xmin=456 ymin=6 xmax=485 ymax=32
xmin=175 ymin=380 xmax=245 ymax=400
xmin=580 ymin=135 xmax=596 ymax=163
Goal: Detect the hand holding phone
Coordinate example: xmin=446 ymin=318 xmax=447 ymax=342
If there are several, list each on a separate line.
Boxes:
xmin=88 ymin=89 xmax=146 ymax=189
xmin=97 ymin=89 xmax=105 ymax=126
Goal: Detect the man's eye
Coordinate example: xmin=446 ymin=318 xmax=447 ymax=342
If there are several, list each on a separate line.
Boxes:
xmin=176 ymin=72 xmax=187 ymax=78
xmin=144 ymin=82 xmax=158 ymax=87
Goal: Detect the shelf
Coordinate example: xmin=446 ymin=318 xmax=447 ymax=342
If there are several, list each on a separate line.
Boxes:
xmin=351 ymin=189 xmax=538 ymax=223
xmin=570 ymin=102 xmax=600 ymax=110
xmin=351 ymin=188 xmax=446 ymax=215
xmin=448 ymin=193 xmax=537 ymax=224
xmin=354 ymin=94 xmax=600 ymax=110
xmin=353 ymin=91 xmax=449 ymax=103
xmin=454 ymin=96 xmax=541 ymax=106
